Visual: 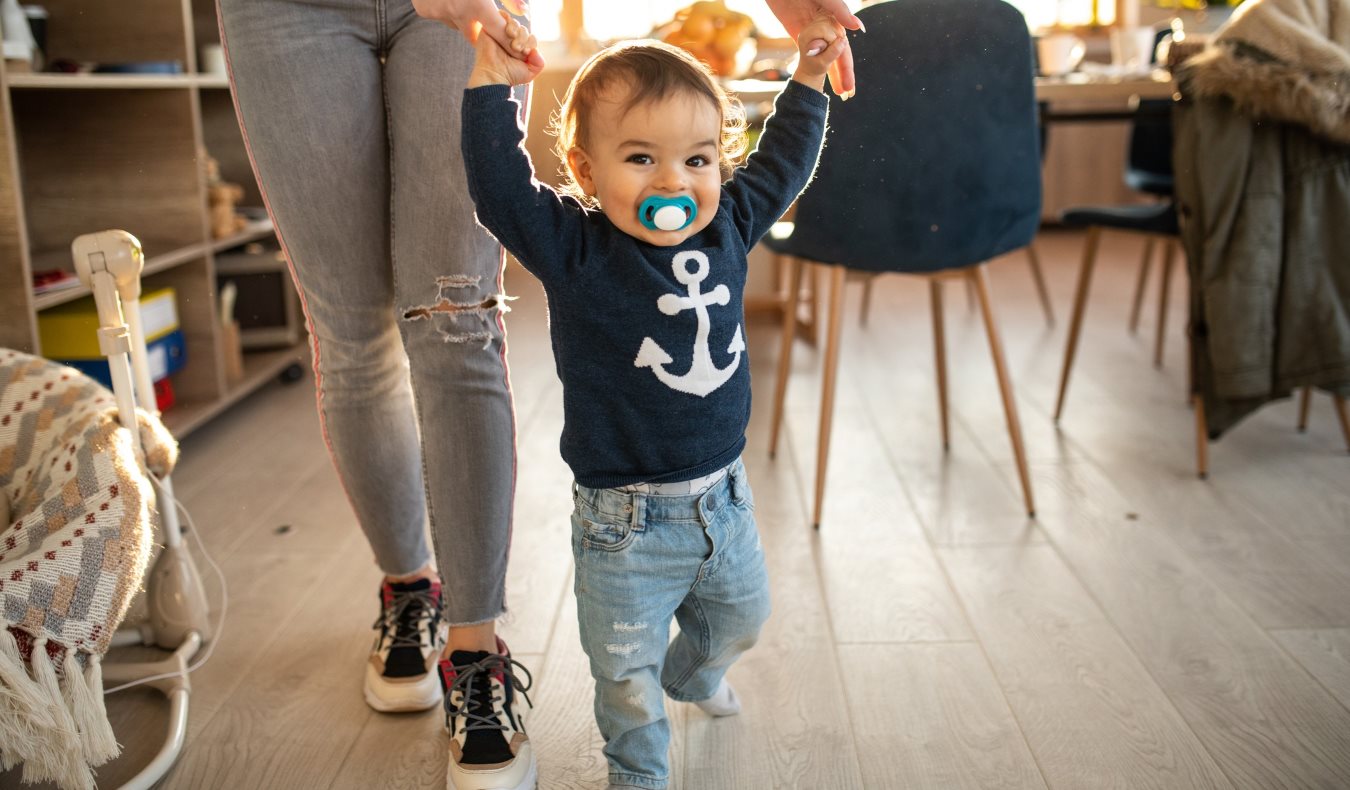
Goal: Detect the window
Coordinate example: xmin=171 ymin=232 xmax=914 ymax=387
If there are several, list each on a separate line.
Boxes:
xmin=1006 ymin=0 xmax=1116 ymax=28
xmin=527 ymin=0 xmax=1117 ymax=43
xmin=529 ymin=1 xmax=791 ymax=42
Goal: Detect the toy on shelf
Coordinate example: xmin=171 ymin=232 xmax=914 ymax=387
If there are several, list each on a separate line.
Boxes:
xmin=38 ymin=285 xmax=186 ymax=410
xmin=219 ymin=280 xmax=244 ymax=385
xmin=32 ymin=267 xmax=80 ymax=294
xmin=1 ymin=0 xmax=38 ymax=71
xmin=657 ymin=0 xmax=755 ymax=77
xmin=204 ymin=152 xmax=247 ymax=239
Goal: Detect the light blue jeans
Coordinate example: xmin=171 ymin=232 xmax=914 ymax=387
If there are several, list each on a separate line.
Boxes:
xmin=571 ymin=459 xmax=772 ymax=789
xmin=218 ymin=0 xmax=520 ymax=623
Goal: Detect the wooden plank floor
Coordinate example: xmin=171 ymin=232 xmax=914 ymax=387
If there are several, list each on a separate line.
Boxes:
xmin=5 ymin=228 xmax=1348 ymax=789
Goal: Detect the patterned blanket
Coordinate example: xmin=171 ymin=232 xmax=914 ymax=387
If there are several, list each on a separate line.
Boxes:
xmin=0 ymin=349 xmax=176 ymax=789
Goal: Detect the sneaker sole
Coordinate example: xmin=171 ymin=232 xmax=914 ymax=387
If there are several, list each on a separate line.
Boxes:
xmin=363 ymin=662 xmax=442 ymax=713
xmin=447 ymin=756 xmax=537 ymax=790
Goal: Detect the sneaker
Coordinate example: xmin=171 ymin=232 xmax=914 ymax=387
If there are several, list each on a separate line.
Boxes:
xmin=364 ymin=578 xmax=447 ymax=712
xmin=439 ymin=637 xmax=537 ymax=790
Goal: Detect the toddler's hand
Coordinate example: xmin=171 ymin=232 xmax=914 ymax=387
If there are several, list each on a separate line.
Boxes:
xmin=792 ymin=15 xmax=846 ymax=92
xmin=468 ymin=10 xmax=542 ymax=87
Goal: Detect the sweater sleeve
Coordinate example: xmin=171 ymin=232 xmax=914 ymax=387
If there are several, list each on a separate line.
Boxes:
xmin=721 ymin=80 xmax=830 ymax=250
xmin=462 ymin=85 xmax=585 ymax=286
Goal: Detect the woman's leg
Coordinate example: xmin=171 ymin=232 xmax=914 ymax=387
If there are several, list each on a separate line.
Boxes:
xmin=218 ymin=0 xmax=432 ymax=577
xmin=380 ymin=8 xmax=535 ymax=786
xmin=383 ymin=1 xmax=517 ymax=635
xmin=219 ymin=0 xmax=451 ymax=714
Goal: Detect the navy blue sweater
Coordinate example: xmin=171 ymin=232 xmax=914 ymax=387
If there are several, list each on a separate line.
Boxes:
xmin=462 ymin=81 xmax=828 ymax=488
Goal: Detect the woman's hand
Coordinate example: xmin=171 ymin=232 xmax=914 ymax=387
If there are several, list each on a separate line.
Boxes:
xmin=468 ymin=10 xmax=543 ymax=87
xmin=414 ymin=0 xmax=545 ymax=70
xmin=765 ymin=0 xmax=862 ymax=98
xmin=791 ymin=15 xmax=846 ymax=93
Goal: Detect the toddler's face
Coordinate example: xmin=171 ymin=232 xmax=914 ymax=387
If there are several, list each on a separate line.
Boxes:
xmin=568 ymin=89 xmax=723 ymax=246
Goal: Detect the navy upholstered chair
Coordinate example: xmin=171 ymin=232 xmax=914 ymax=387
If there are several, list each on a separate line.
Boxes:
xmin=1053 ymin=35 xmax=1180 ymax=422
xmin=764 ymin=0 xmax=1040 ymax=526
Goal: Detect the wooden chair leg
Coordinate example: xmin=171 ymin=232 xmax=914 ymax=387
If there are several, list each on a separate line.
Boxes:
xmin=1025 ymin=244 xmax=1055 ymax=327
xmin=1129 ymin=237 xmax=1154 ymax=334
xmin=814 ymin=265 xmax=847 ymax=529
xmin=769 ymin=257 xmax=805 ymax=459
xmin=1194 ymin=393 xmax=1209 ymax=479
xmin=930 ymin=278 xmax=950 ymax=450
xmin=1297 ymin=386 xmax=1312 ymax=432
xmin=1155 ymin=238 xmax=1176 ymax=368
xmin=1054 ymin=226 xmax=1101 ymax=422
xmin=805 ymin=264 xmax=821 ymax=347
xmin=1186 ymin=317 xmax=1196 ymax=406
xmin=970 ymin=265 xmax=1036 ymax=518
xmin=1333 ymin=394 xmax=1350 ymax=453
xmin=860 ymin=274 xmax=874 ymax=328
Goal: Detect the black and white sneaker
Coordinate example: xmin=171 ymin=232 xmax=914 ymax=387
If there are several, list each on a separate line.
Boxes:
xmin=439 ymin=638 xmax=537 ymax=790
xmin=364 ymin=578 xmax=447 ymax=712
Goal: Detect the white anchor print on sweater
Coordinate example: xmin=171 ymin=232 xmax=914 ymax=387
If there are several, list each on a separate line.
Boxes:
xmin=634 ymin=251 xmax=745 ymax=398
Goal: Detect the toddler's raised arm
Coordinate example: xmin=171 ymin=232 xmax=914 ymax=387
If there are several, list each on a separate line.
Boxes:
xmin=462 ymin=15 xmax=582 ymax=286
xmin=721 ymin=15 xmax=841 ymax=248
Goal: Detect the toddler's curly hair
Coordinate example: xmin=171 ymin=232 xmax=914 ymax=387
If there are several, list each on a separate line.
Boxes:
xmin=548 ymin=40 xmax=748 ymax=208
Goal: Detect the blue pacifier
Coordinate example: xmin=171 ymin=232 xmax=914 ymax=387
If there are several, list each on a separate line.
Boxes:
xmin=638 ymin=195 xmax=697 ymax=232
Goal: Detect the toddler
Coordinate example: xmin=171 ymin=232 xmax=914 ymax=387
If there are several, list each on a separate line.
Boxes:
xmin=461 ymin=14 xmax=843 ymax=790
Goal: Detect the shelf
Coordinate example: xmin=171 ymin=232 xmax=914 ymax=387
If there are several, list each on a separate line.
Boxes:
xmin=7 ymin=73 xmax=203 ymax=90
xmin=215 ymin=256 xmax=286 ymax=276
xmin=31 ymin=219 xmax=275 ymax=311
xmin=161 ymin=344 xmax=306 ymax=437
xmin=211 ymin=218 xmax=274 ymax=253
xmin=7 ymin=72 xmax=235 ymax=91
xmin=33 ymin=244 xmax=201 ymax=310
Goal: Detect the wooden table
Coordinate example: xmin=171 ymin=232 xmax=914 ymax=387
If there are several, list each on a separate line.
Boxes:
xmin=1034 ymin=71 xmax=1175 ymax=103
xmin=726 ymin=72 xmax=1175 ymax=104
xmin=1037 ymin=71 xmax=1176 ymax=122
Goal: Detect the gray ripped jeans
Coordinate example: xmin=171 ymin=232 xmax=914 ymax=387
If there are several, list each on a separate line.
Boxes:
xmin=218 ymin=0 xmax=517 ymax=624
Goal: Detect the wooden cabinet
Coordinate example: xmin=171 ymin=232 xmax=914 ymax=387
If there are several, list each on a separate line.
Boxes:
xmin=0 ymin=0 xmax=304 ymax=437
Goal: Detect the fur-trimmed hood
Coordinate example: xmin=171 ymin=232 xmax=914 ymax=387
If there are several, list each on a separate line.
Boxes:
xmin=1179 ymin=0 xmax=1350 ymax=143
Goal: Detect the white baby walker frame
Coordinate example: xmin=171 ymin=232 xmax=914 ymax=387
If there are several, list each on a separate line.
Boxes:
xmin=71 ymin=230 xmax=213 ymax=789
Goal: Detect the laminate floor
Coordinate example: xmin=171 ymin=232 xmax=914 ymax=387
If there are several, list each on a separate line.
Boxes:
xmin=5 ymin=229 xmax=1347 ymax=789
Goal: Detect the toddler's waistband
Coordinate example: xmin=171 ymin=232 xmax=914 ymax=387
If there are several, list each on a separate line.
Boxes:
xmin=573 ymin=458 xmax=749 ymax=526
xmin=616 ymin=463 xmax=731 ymax=497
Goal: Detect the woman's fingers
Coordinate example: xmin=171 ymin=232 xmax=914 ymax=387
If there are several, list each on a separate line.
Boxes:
xmin=815 ymin=0 xmax=863 ymax=30
xmin=830 ymin=35 xmax=855 ymax=97
xmin=802 ymin=8 xmax=856 ymax=96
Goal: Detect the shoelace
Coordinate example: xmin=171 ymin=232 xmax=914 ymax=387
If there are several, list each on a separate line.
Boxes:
xmin=445 ymin=654 xmax=535 ymax=734
xmin=373 ymin=589 xmax=441 ymax=651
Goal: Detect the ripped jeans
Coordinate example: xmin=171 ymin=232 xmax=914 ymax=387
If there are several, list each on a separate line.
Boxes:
xmin=218 ymin=0 xmax=518 ymax=622
xmin=571 ymin=459 xmax=772 ymax=789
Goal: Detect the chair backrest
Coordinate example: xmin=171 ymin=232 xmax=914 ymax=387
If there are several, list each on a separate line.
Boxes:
xmin=785 ymin=0 xmax=1042 ymax=273
xmin=1125 ymin=99 xmax=1175 ymax=195
xmin=1122 ymin=28 xmax=1174 ymax=195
